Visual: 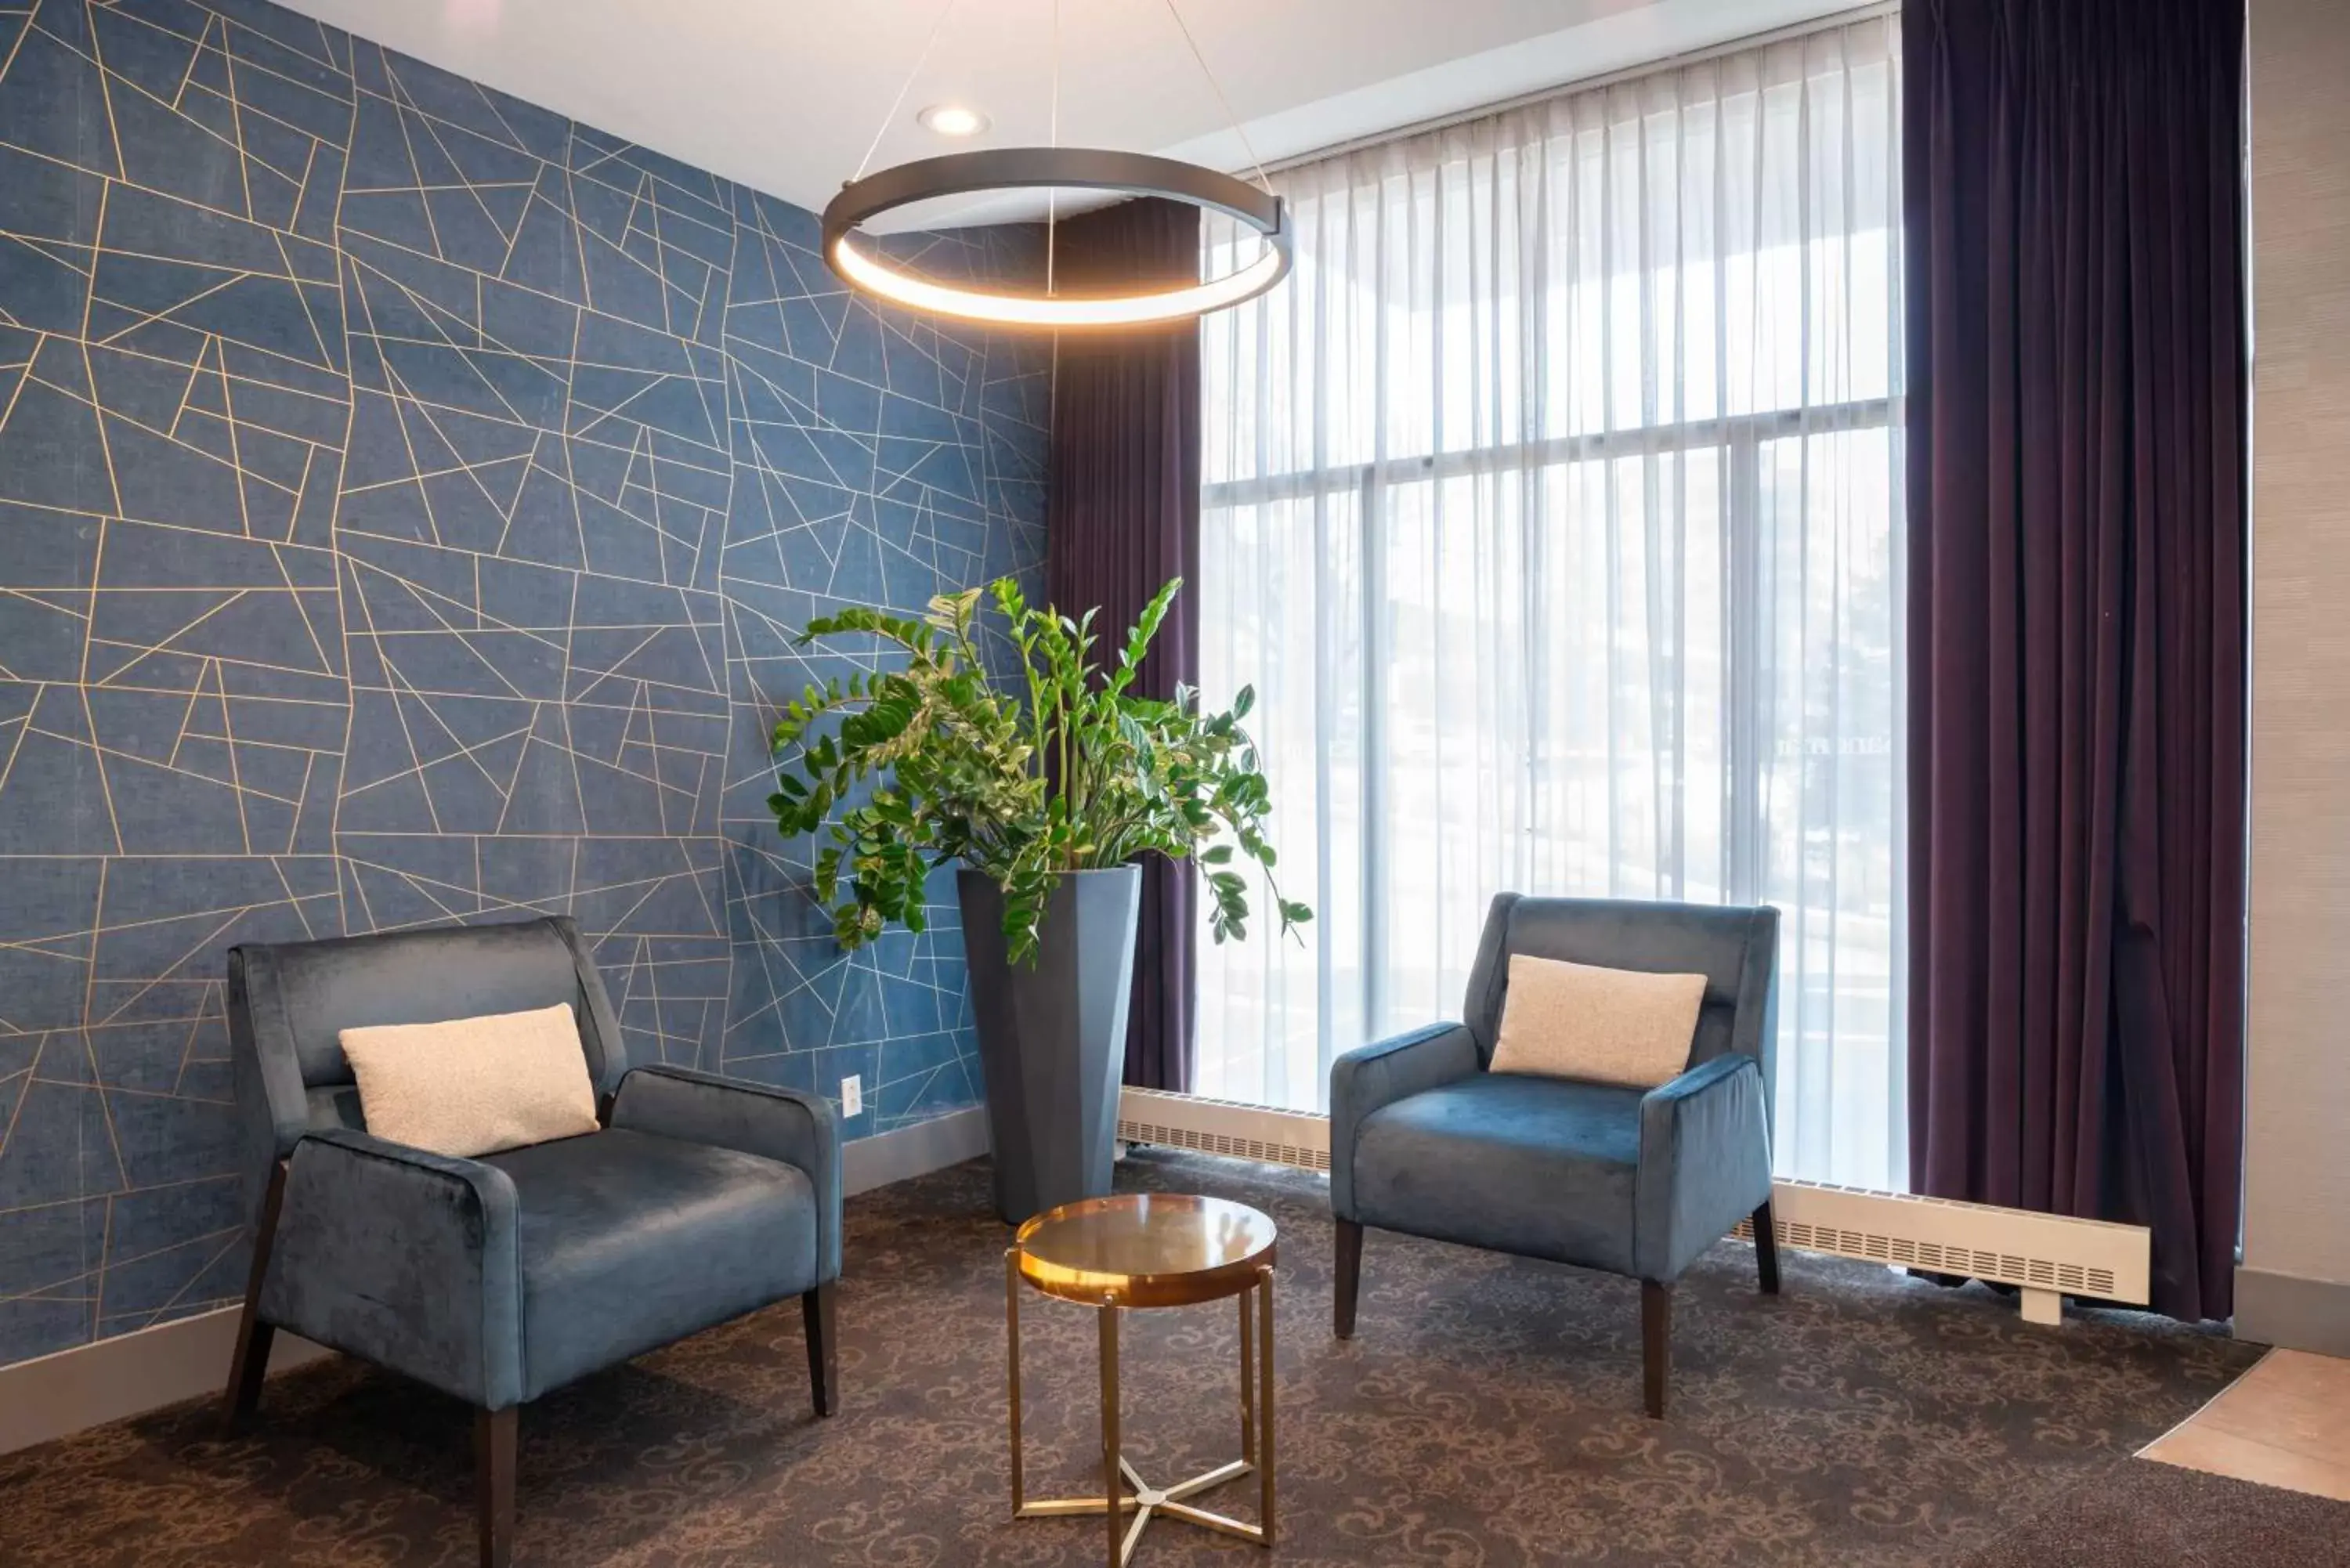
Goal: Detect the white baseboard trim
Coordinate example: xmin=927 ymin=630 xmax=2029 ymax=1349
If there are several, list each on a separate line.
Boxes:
xmin=0 ymin=1310 xmax=332 ymax=1457
xmin=2235 ymin=1266 xmax=2350 ymax=1357
xmin=844 ymin=1104 xmax=990 ymax=1195
xmin=0 ymin=1105 xmax=992 ymax=1458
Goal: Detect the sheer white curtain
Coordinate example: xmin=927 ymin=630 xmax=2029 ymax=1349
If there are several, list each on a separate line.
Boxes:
xmin=1195 ymin=14 xmax=1905 ymax=1191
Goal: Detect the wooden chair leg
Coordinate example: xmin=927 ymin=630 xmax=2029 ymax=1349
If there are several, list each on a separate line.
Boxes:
xmin=476 ymin=1405 xmax=516 ymax=1568
xmin=1753 ymin=1198 xmax=1781 ymax=1295
xmin=1641 ymin=1280 xmax=1672 ymax=1419
xmin=221 ymin=1161 xmax=287 ymax=1428
xmin=804 ymin=1281 xmax=838 ymax=1417
xmin=1334 ymin=1219 xmax=1363 ymax=1339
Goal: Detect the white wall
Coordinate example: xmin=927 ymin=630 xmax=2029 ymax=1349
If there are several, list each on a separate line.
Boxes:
xmin=2243 ymin=0 xmax=2350 ymax=1353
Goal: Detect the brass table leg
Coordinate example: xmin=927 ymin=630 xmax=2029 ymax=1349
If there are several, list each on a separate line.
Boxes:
xmin=1007 ymin=1270 xmax=1139 ymax=1527
xmin=1005 ymin=1264 xmax=1275 ymax=1563
xmin=1238 ymin=1279 xmax=1256 ymax=1466
xmin=1259 ymin=1264 xmax=1276 ymax=1545
xmin=1101 ymin=1295 xmax=1126 ymax=1567
xmin=1005 ymin=1248 xmax=1024 ymax=1514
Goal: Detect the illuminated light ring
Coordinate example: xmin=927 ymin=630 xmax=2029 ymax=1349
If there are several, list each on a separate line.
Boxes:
xmin=822 ymin=147 xmax=1291 ymax=329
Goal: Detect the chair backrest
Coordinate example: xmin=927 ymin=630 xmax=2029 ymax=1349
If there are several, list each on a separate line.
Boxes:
xmin=1459 ymin=894 xmax=1779 ymax=1088
xmin=226 ymin=917 xmax=627 ymax=1187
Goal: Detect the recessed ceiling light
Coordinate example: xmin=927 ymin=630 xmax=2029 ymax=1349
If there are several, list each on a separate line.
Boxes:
xmin=916 ymin=103 xmax=989 ymax=139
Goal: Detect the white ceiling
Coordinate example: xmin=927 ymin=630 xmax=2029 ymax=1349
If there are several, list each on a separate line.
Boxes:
xmin=276 ymin=0 xmax=1861 ymax=227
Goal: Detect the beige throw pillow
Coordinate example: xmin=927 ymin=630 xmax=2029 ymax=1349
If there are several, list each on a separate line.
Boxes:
xmin=1488 ymin=954 xmax=1708 ymax=1089
xmin=339 ymin=1003 xmax=599 ymax=1159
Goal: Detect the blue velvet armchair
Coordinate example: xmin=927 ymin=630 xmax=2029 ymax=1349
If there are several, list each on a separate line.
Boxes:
xmin=223 ymin=916 xmax=842 ymax=1566
xmin=1329 ymin=894 xmax=1781 ymax=1418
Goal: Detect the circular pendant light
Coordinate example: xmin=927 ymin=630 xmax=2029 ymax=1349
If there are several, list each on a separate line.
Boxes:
xmin=823 ymin=148 xmax=1289 ymax=330
xmin=825 ymin=0 xmax=1289 ymax=331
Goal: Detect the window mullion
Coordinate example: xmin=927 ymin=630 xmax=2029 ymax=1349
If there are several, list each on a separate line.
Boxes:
xmin=1727 ymin=425 xmax=1764 ymax=909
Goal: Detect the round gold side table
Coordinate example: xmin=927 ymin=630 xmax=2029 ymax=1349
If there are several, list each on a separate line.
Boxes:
xmin=1006 ymin=1193 xmax=1277 ymax=1566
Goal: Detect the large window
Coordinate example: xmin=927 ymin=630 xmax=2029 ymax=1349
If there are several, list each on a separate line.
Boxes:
xmin=1195 ymin=14 xmax=1906 ymax=1190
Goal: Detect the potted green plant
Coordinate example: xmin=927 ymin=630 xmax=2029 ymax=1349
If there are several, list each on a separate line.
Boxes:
xmin=768 ymin=576 xmax=1307 ymax=1223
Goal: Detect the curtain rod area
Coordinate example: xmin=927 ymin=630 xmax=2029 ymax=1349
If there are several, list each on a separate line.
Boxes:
xmin=1258 ymin=0 xmax=1900 ymax=177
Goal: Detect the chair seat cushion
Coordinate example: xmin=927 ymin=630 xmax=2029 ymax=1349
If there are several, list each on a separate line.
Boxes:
xmin=1351 ymin=1072 xmax=1645 ymax=1276
xmin=483 ymin=1128 xmax=817 ymax=1399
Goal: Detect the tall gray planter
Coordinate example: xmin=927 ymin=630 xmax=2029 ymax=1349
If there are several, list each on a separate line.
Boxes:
xmin=958 ymin=865 xmax=1141 ymax=1226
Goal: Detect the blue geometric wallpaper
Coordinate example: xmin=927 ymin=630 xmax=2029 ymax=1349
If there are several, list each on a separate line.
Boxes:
xmin=0 ymin=0 xmax=1050 ymax=1366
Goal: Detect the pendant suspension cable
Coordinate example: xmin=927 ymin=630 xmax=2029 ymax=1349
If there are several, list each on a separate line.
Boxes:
xmin=1162 ymin=0 xmax=1272 ymax=193
xmin=1046 ymin=0 xmax=1061 ymax=298
xmin=855 ymin=0 xmax=966 ymax=182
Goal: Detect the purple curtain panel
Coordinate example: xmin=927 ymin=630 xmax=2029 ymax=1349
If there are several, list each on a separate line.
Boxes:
xmin=1043 ymin=197 xmax=1204 ymax=1093
xmin=1904 ymin=0 xmax=2247 ymax=1321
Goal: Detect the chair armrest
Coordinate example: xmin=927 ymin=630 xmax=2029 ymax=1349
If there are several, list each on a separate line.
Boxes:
xmin=1329 ymin=1022 xmax=1479 ymax=1220
xmin=263 ymin=1129 xmax=522 ymax=1409
xmin=1633 ymin=1054 xmax=1773 ymax=1284
xmin=610 ymin=1064 xmax=843 ymax=1283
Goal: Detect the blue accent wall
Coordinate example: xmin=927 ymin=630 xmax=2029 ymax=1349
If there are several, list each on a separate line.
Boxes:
xmin=0 ymin=0 xmax=1050 ymax=1365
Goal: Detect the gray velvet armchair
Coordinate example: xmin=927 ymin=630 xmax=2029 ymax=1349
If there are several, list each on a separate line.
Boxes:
xmin=223 ymin=916 xmax=841 ymax=1567
xmin=1329 ymin=894 xmax=1781 ymax=1418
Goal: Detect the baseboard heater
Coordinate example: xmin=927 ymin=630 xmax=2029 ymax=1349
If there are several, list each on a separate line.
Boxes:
xmin=1117 ymin=1087 xmax=2150 ymax=1326
xmin=1119 ymin=1086 xmax=1335 ymax=1173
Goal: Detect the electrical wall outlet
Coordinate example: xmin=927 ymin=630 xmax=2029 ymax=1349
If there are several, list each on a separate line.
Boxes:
xmin=841 ymin=1075 xmax=863 ymax=1118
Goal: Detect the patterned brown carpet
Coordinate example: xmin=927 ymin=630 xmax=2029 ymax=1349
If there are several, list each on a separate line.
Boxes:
xmin=0 ymin=1149 xmax=2268 ymax=1566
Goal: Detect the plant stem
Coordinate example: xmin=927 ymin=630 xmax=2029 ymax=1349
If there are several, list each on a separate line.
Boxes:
xmin=1056 ymin=684 xmax=1071 ymax=844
